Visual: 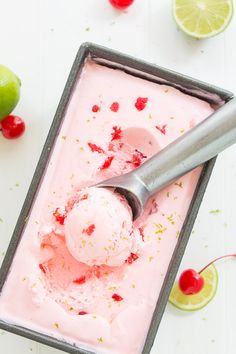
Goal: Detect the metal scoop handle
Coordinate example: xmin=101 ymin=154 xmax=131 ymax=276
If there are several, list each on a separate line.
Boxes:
xmin=97 ymin=97 xmax=236 ymax=219
xmin=136 ymin=97 xmax=236 ymax=198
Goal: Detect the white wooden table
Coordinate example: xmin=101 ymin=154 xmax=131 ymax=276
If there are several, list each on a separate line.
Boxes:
xmin=1 ymin=1 xmax=236 ymax=353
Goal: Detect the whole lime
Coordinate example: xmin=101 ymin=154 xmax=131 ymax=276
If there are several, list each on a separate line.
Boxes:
xmin=0 ymin=65 xmax=21 ymax=121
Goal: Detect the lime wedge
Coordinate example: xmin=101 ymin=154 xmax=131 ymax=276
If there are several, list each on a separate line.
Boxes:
xmin=169 ymin=264 xmax=218 ymax=311
xmin=173 ymin=0 xmax=234 ymax=39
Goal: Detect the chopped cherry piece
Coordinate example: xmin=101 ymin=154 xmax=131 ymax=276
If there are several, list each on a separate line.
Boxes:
xmin=92 ymin=105 xmax=100 ymax=112
xmin=135 ymin=97 xmax=148 ymax=111
xmin=78 ymin=311 xmax=88 ymax=315
xmin=126 ymin=253 xmax=139 ymax=264
xmin=83 ymin=224 xmax=96 ymax=236
xmin=111 ymin=126 xmax=122 ymax=141
xmin=127 ymin=150 xmax=147 ymax=168
xmin=93 ymin=266 xmax=102 ymax=279
xmin=108 ymin=142 xmax=115 ymax=152
xmin=88 ymin=142 xmax=104 ymax=153
xmin=156 ymin=124 xmax=167 ymax=135
xmin=127 ymin=153 xmax=142 ymax=167
xmin=100 ymin=156 xmax=114 ymax=170
xmin=53 ymin=208 xmax=66 ymax=225
xmin=138 ymin=227 xmax=145 ymax=242
xmin=79 ymin=193 xmax=88 ymax=201
xmin=73 ymin=276 xmax=86 ymax=285
xmin=39 ymin=264 xmax=46 ymax=273
xmin=110 ymin=102 xmax=119 ymax=112
xmin=112 ymin=293 xmax=124 ymax=302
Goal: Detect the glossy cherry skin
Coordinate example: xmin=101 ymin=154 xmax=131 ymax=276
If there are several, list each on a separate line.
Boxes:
xmin=0 ymin=115 xmax=25 ymax=139
xmin=109 ymin=0 xmax=134 ymax=10
xmin=179 ymin=269 xmax=204 ymax=295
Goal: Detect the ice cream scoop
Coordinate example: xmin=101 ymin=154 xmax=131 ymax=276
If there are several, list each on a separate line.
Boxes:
xmin=64 ymin=187 xmax=134 ymax=266
xmin=97 ymin=97 xmax=236 ymax=219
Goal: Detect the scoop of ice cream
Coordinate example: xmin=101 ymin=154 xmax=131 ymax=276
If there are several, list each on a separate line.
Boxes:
xmin=64 ymin=187 xmax=134 ymax=266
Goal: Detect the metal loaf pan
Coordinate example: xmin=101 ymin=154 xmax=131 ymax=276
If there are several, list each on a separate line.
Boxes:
xmin=0 ymin=43 xmax=234 ymax=354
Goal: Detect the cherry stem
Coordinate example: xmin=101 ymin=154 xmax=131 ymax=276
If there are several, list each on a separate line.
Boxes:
xmin=199 ymin=253 xmax=236 ymax=274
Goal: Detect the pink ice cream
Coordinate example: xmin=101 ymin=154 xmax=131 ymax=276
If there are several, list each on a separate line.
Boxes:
xmin=0 ymin=61 xmax=215 ymax=354
xmin=65 ymin=187 xmax=135 ymax=267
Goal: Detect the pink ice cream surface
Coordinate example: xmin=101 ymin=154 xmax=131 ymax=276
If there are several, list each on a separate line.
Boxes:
xmin=0 ymin=61 xmax=215 ymax=354
xmin=65 ymin=187 xmax=134 ymax=267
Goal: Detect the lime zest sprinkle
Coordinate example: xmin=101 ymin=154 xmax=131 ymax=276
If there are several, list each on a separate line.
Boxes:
xmin=210 ymin=209 xmax=221 ymax=214
xmin=108 ymin=286 xmax=117 ymax=291
xmin=155 ymin=223 xmax=167 ymax=234
xmin=167 ymin=214 xmax=175 ymax=225
xmin=174 ymin=181 xmax=183 ymax=188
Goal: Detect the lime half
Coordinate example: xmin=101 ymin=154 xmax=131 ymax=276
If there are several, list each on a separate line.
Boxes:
xmin=169 ymin=264 xmax=218 ymax=311
xmin=173 ymin=0 xmax=234 ymax=39
xmin=0 ymin=65 xmax=21 ymax=121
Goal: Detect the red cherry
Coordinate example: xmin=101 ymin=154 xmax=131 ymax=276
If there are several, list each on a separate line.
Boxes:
xmin=109 ymin=0 xmax=134 ymax=10
xmin=178 ymin=254 xmax=236 ymax=296
xmin=179 ymin=269 xmax=204 ymax=295
xmin=53 ymin=207 xmax=66 ymax=225
xmin=0 ymin=115 xmax=25 ymax=139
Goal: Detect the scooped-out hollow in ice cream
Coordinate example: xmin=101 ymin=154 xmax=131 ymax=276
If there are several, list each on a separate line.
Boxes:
xmin=64 ymin=187 xmax=135 ymax=267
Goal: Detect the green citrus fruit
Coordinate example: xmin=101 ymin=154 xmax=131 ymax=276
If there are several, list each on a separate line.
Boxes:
xmin=0 ymin=65 xmax=21 ymax=121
